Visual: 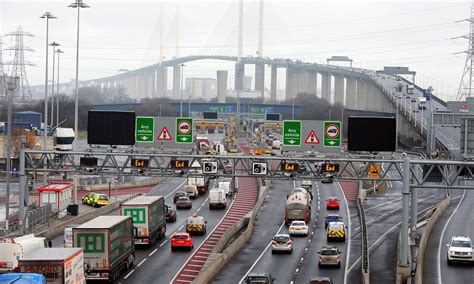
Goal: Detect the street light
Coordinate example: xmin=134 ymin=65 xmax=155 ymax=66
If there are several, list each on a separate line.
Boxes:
xmin=69 ymin=0 xmax=90 ymax=151
xmin=40 ymin=11 xmax=56 ymax=184
xmin=180 ymin=63 xmax=185 ymax=117
xmin=56 ymin=49 xmax=64 ymax=124
xmin=5 ymin=76 xmax=18 ymax=231
xmin=49 ymin=41 xmax=60 ymax=128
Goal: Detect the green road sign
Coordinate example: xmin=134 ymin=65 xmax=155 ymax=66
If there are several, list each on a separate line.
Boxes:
xmin=136 ymin=116 xmax=154 ymax=143
xmin=283 ymin=120 xmax=301 ymax=146
xmin=176 ymin=117 xmax=193 ymax=143
xmin=324 ymin=121 xmax=341 ymax=147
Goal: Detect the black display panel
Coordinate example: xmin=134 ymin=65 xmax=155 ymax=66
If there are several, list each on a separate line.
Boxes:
xmin=266 ymin=113 xmax=280 ymax=121
xmin=87 ymin=110 xmax=136 ymax=146
xmin=203 ymin=112 xmax=218 ymax=119
xmin=348 ymin=116 xmax=396 ymax=152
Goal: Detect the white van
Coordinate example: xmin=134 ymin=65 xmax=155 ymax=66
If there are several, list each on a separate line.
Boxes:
xmin=183 ymin=184 xmax=199 ymax=199
xmin=218 ymin=181 xmax=231 ymax=196
xmin=208 ymin=189 xmax=227 ymax=209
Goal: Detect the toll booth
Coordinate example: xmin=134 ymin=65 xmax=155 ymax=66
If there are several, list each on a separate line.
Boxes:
xmin=36 ymin=182 xmax=74 ymax=212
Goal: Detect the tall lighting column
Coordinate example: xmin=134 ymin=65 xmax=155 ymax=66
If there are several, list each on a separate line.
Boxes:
xmin=56 ymin=49 xmax=64 ymax=124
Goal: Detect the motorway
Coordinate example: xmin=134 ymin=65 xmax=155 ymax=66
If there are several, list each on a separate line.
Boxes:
xmin=214 ymin=179 xmax=350 ymax=284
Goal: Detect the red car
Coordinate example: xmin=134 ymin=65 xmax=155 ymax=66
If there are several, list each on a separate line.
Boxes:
xmin=326 ymin=197 xmax=340 ymax=210
xmin=171 ymin=232 xmax=194 ymax=251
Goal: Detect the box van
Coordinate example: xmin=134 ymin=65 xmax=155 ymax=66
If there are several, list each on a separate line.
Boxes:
xmin=208 ymin=189 xmax=227 ymax=209
xmin=183 ymin=185 xmax=199 ymax=199
xmin=218 ymin=181 xmax=231 ymax=196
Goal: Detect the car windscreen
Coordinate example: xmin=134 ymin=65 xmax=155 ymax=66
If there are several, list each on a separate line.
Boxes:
xmin=98 ymin=195 xmax=108 ymax=200
xmin=273 ymin=236 xmax=289 ymax=242
xmin=174 ymin=235 xmax=188 ymax=240
xmin=321 ymin=249 xmax=338 ymax=256
xmin=452 ymin=240 xmax=471 ymax=247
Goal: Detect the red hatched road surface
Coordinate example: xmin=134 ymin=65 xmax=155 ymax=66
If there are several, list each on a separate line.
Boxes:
xmin=172 ymin=143 xmax=258 ymax=284
xmin=339 ymin=181 xmax=358 ymax=203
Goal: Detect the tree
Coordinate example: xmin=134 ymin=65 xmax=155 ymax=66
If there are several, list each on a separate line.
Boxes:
xmin=10 ymin=129 xmax=38 ymax=158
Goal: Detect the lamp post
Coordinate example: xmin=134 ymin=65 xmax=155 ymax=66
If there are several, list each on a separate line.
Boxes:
xmin=40 ymin=11 xmax=56 ymax=184
xmin=49 ymin=41 xmax=60 ymax=128
xmin=69 ymin=0 xmax=89 ymax=151
xmin=5 ymin=76 xmax=18 ymax=231
xmin=56 ymin=49 xmax=64 ymax=124
xmin=180 ymin=63 xmax=185 ymax=117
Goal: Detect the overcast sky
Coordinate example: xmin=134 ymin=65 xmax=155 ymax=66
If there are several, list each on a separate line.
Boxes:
xmin=1 ymin=0 xmax=472 ymax=101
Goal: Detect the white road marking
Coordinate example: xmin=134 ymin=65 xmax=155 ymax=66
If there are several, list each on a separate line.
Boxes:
xmin=164 ymin=180 xmax=187 ymax=199
xmin=337 ymin=181 xmax=351 ymax=284
xmin=149 ymin=248 xmax=158 ymax=256
xmin=123 ymin=269 xmax=135 ymax=279
xmin=238 ymin=221 xmax=286 ymax=284
xmin=137 ymin=259 xmax=147 ymax=267
xmin=437 ymin=190 xmax=466 ymax=284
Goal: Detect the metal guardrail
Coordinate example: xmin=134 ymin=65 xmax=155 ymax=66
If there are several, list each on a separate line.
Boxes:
xmin=357 ymin=196 xmax=370 ymax=279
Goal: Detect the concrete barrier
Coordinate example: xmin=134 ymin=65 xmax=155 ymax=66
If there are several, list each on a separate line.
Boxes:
xmin=81 ymin=177 xmax=166 ymax=191
xmin=193 ymin=179 xmax=271 ymax=283
xmin=36 ymin=193 xmax=141 ymax=240
xmin=414 ymin=197 xmax=451 ymax=284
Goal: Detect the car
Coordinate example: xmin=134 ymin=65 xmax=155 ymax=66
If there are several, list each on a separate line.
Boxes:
xmin=217 ymin=127 xmax=224 ymax=134
xmin=173 ymin=191 xmax=188 ymax=203
xmin=176 ymin=196 xmax=192 ymax=209
xmin=171 ymin=232 xmax=194 ymax=251
xmin=186 ymin=213 xmax=207 ymax=235
xmin=271 ymin=233 xmax=293 ymax=254
xmin=326 ymin=197 xmax=340 ymax=210
xmin=165 ymin=204 xmax=177 ymax=222
xmin=289 ymin=221 xmax=309 ymax=236
xmin=301 ymin=180 xmax=312 ymax=189
xmin=244 ymin=273 xmax=275 ymax=284
xmin=447 ymin=236 xmax=473 ymax=264
xmin=82 ymin=193 xmax=109 ymax=207
xmin=326 ymin=221 xmax=346 ymax=242
xmin=265 ymin=148 xmax=272 ymax=154
xmin=228 ymin=147 xmax=238 ymax=153
xmin=254 ymin=148 xmax=263 ymax=155
xmin=318 ymin=246 xmax=341 ymax=268
xmin=309 ymin=277 xmax=333 ymax=284
xmin=325 ymin=214 xmax=343 ymax=229
xmin=321 ymin=173 xmax=334 ymax=183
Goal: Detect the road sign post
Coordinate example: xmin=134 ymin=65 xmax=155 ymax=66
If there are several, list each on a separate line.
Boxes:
xmin=324 ymin=121 xmax=341 ymax=147
xmin=135 ymin=116 xmax=154 ymax=143
xmin=176 ymin=118 xmax=193 ymax=143
xmin=283 ymin=120 xmax=301 ymax=146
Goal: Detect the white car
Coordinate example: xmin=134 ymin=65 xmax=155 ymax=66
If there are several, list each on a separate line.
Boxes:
xmin=447 ymin=236 xmax=473 ymax=264
xmin=289 ymin=221 xmax=309 ymax=236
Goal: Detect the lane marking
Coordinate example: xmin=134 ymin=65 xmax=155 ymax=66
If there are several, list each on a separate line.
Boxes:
xmin=123 ymin=269 xmax=135 ymax=280
xmin=337 ymin=181 xmax=351 ymax=284
xmin=239 ymin=221 xmax=286 ymax=284
xmin=137 ymin=258 xmax=147 ymax=267
xmin=164 ymin=180 xmax=187 ymax=199
xmin=149 ymin=248 xmax=158 ymax=256
xmin=437 ymin=190 xmax=466 ymax=284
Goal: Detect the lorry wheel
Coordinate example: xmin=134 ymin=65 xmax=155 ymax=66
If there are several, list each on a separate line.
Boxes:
xmin=92 ymin=202 xmax=97 ymax=207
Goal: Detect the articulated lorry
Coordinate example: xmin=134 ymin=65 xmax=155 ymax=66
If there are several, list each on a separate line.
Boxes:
xmin=0 ymin=234 xmax=48 ymax=273
xmin=285 ymin=193 xmax=311 ymax=225
xmin=121 ymin=196 xmax=167 ymax=245
xmin=73 ymin=215 xmax=135 ymax=282
xmin=18 ymin=248 xmax=85 ymax=284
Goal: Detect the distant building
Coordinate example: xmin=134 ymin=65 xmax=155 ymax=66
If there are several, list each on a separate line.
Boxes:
xmin=185 ymin=77 xmax=216 ymax=100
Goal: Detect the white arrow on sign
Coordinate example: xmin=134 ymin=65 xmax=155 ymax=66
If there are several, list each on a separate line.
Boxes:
xmin=328 ymin=141 xmax=336 ymax=145
xmin=180 ymin=137 xmax=188 ymax=141
xmin=288 ymin=140 xmax=296 ymax=144
xmin=141 ymin=136 xmax=149 ymax=140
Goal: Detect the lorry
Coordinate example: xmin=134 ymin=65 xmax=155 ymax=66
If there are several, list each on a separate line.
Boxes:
xmin=53 ymin=127 xmax=75 ymax=151
xmin=187 ymin=176 xmax=208 ymax=194
xmin=285 ymin=193 xmax=311 ymax=225
xmin=73 ymin=215 xmax=135 ymax=282
xmin=18 ymin=248 xmax=85 ymax=284
xmin=407 ymin=84 xmax=414 ymax=95
xmin=417 ymin=97 xmax=427 ymax=110
xmin=121 ymin=196 xmax=167 ymax=245
xmin=208 ymin=188 xmax=227 ymax=209
xmin=0 ymin=234 xmax=49 ymax=273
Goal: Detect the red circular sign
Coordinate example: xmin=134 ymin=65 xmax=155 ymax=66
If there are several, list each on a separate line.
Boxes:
xmin=461 ymin=103 xmax=468 ymax=109
xmin=326 ymin=124 xmax=339 ymax=138
xmin=177 ymin=121 xmax=192 ymax=135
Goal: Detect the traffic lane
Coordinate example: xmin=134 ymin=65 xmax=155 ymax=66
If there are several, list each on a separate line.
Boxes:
xmin=438 ymin=190 xmax=474 ymax=284
xmin=422 ymin=190 xmax=465 ymax=283
xmin=121 ymin=186 xmax=230 ymax=283
xmin=212 ymin=180 xmax=296 ymax=283
xmin=294 ymin=181 xmax=349 ymax=284
xmin=243 ymin=181 xmax=321 ymax=283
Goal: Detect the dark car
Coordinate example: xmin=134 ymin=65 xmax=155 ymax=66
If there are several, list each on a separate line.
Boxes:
xmin=324 ymin=214 xmax=343 ymax=229
xmin=165 ymin=204 xmax=177 ymax=222
xmin=174 ymin=191 xmax=188 ymax=203
xmin=176 ymin=196 xmax=192 ymax=209
xmin=245 ymin=273 xmax=275 ymax=284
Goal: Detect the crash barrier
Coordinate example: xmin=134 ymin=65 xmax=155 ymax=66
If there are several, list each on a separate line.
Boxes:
xmin=414 ymin=197 xmax=451 ymax=284
xmin=357 ymin=196 xmax=370 ymax=284
xmin=193 ymin=179 xmax=271 ymax=283
xmin=81 ymin=176 xmax=165 ymax=191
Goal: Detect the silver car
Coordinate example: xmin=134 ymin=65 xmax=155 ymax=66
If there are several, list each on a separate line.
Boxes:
xmin=318 ymin=246 xmax=341 ymax=268
xmin=271 ymin=234 xmax=293 ymax=254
